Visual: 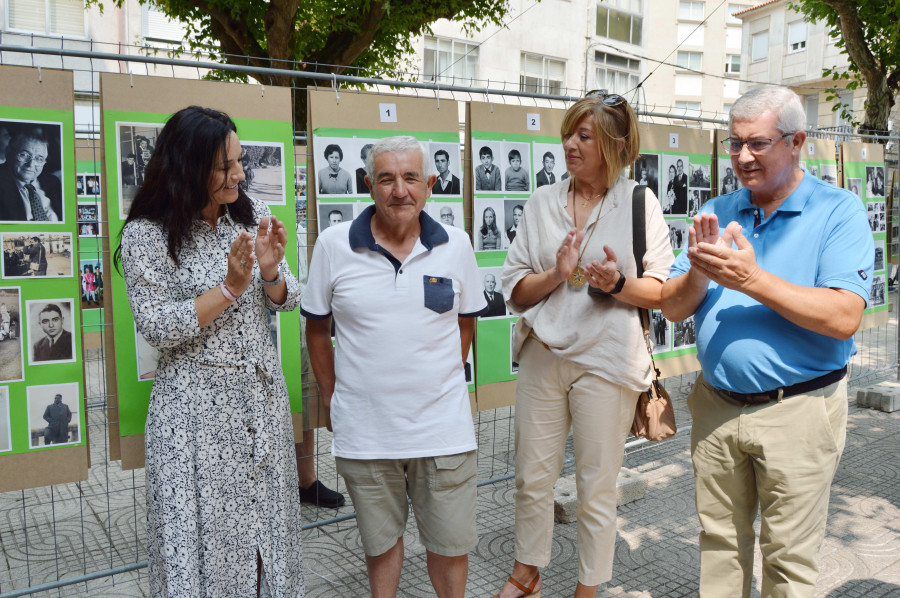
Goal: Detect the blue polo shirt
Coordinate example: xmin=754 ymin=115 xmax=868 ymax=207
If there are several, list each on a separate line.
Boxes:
xmin=670 ymin=171 xmax=873 ymax=393
xmin=301 ymin=205 xmax=488 ymax=459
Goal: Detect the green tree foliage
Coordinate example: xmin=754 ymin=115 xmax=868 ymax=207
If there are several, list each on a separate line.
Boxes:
xmin=791 ymin=0 xmax=900 ymax=134
xmin=96 ymin=0 xmax=513 ymax=126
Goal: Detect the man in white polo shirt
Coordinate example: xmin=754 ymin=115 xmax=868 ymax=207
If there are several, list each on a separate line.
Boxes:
xmin=302 ymin=136 xmax=487 ymax=598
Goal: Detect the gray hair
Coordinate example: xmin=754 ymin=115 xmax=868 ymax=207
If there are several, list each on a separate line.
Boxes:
xmin=729 ymin=86 xmax=806 ymax=135
xmin=364 ymin=136 xmax=430 ymax=181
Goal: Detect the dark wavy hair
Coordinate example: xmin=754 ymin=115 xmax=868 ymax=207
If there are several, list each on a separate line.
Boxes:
xmin=114 ymin=106 xmax=255 ymax=269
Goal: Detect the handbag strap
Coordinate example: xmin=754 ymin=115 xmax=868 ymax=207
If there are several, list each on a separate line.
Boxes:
xmin=631 ymin=184 xmax=662 ymax=382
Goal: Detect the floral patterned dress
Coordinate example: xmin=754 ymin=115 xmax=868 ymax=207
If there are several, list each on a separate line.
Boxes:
xmin=121 ymin=198 xmax=305 ymax=598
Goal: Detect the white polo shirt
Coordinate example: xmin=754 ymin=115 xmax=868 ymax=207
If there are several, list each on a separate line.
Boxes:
xmin=301 ymin=205 xmax=487 ymax=459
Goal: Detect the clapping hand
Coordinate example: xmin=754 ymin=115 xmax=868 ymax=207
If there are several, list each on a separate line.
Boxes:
xmin=584 ymin=245 xmax=619 ymax=292
xmin=255 ymin=216 xmax=286 ymax=282
xmin=225 ymin=232 xmax=254 ymax=296
xmin=689 ymin=217 xmax=760 ymax=291
xmin=554 ymin=228 xmax=585 ymax=283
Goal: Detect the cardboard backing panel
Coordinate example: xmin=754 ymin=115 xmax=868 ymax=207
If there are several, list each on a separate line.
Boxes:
xmin=99 ymin=73 xmax=297 ymax=469
xmin=0 ymin=65 xmax=74 ymax=111
xmin=0 ymin=446 xmax=89 ymax=493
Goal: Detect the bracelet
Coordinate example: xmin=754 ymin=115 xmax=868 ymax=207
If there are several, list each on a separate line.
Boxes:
xmin=260 ymin=270 xmax=284 ymax=287
xmin=220 ymin=281 xmax=239 ymax=302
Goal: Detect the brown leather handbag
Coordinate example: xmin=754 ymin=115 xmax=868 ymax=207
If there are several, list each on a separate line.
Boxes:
xmin=627 ymin=184 xmax=676 ymax=441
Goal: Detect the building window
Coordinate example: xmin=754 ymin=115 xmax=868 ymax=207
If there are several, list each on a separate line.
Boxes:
xmin=678 ymin=1 xmax=704 ymax=20
xmin=677 ymin=23 xmax=705 ymax=46
xmin=142 ymin=4 xmax=189 ymax=43
xmin=424 ymin=36 xmax=479 ymax=85
xmin=805 ymin=94 xmax=818 ymax=129
xmin=520 ymin=53 xmax=566 ymax=95
xmin=596 ymin=0 xmax=643 ymax=46
xmin=676 ymin=51 xmax=702 ymax=71
xmin=7 ymin=0 xmax=84 ymax=37
xmin=593 ymin=51 xmax=640 ymax=94
xmin=725 ymin=54 xmax=741 ymax=74
xmin=751 ymin=31 xmax=769 ymax=62
xmin=788 ymin=21 xmax=807 ymax=53
xmin=726 ymin=4 xmax=751 ymax=24
xmin=674 ymin=101 xmax=701 ymax=118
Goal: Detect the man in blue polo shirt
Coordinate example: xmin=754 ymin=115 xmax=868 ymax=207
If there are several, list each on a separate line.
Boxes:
xmin=662 ymin=86 xmax=872 ymax=598
xmin=302 ymin=136 xmax=487 ymax=598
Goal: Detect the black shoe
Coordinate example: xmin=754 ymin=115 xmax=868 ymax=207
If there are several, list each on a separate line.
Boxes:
xmin=299 ymin=479 xmax=345 ymax=508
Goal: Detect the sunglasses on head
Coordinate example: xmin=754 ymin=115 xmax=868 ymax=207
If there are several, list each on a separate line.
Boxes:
xmin=585 ymin=89 xmax=627 ymax=106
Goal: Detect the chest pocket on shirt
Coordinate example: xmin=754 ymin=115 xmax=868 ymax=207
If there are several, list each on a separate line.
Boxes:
xmin=423 ymin=276 xmax=454 ymax=314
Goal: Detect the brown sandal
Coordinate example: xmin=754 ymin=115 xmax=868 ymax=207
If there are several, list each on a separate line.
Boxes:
xmin=491 ymin=572 xmax=541 ymax=598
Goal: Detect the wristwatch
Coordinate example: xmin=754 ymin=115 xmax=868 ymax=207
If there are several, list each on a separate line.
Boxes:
xmin=609 ymin=271 xmax=626 ymax=295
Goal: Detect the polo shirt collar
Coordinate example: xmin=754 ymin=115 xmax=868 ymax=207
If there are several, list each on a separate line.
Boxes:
xmin=738 ymin=169 xmax=814 ymax=217
xmin=349 ymin=204 xmax=449 ymax=251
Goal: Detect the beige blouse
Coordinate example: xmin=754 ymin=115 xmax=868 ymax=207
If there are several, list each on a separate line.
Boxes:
xmin=501 ymin=175 xmax=674 ymax=391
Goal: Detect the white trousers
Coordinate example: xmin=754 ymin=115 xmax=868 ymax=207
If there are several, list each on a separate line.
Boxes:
xmin=513 ymin=337 xmax=639 ymax=586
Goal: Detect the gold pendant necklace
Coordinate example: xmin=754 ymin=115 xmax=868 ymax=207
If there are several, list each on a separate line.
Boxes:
xmin=567 ymin=181 xmax=606 ymax=288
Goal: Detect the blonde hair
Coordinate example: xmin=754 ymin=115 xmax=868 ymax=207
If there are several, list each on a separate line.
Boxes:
xmin=560 ymin=96 xmax=641 ymax=190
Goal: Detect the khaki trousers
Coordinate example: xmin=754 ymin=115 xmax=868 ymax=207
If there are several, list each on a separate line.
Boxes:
xmin=513 ymin=338 xmax=639 ymax=586
xmin=688 ymin=374 xmax=848 ymax=598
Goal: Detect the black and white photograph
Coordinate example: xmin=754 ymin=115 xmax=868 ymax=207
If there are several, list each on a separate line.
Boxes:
xmin=533 ymin=142 xmax=566 ymax=188
xmin=874 ymin=240 xmax=885 ymax=274
xmin=661 ymin=155 xmax=689 ymax=215
xmin=317 ymin=202 xmax=356 ymax=234
xmin=688 ymin=189 xmax=710 ymax=218
xmin=820 ymin=163 xmax=838 ymax=186
xmin=633 ymin=154 xmax=660 ymax=199
xmin=866 ymin=165 xmax=886 ymax=198
xmin=351 ymin=141 xmax=376 ymax=196
xmin=479 ymin=266 xmax=507 ymax=318
xmin=240 ymin=141 xmax=286 ymax=205
xmin=867 ymin=201 xmax=886 ymax=232
xmin=474 ymin=198 xmax=506 ymax=251
xmin=808 ymin=164 xmax=819 ymax=179
xmin=26 ymin=299 xmax=76 ymax=365
xmin=510 ymin=321 xmax=519 ymax=375
xmin=311 ymin=137 xmax=354 ymax=196
xmin=75 ymin=174 xmax=85 ymax=196
xmin=0 ymin=119 xmax=65 ymax=224
xmin=689 ymin=163 xmax=711 ymax=189
xmin=650 ymin=309 xmax=670 ymax=354
xmin=502 ymin=142 xmax=531 ymax=193
xmin=429 ymin=142 xmax=462 ymax=197
xmin=847 ymin=177 xmax=862 ymax=199
xmin=136 ymin=324 xmax=158 ymax=381
xmin=26 ymin=382 xmax=80 ymax=448
xmin=427 ymin=202 xmax=463 ymax=229
xmin=718 ymin=158 xmax=741 ymax=194
xmin=673 ymin=315 xmax=696 ymax=349
xmin=0 ymin=386 xmax=10 ymax=453
xmin=1 ymin=232 xmax=73 ymax=279
xmin=503 ymin=200 xmax=526 ymax=249
xmin=84 ymin=174 xmax=101 ymax=196
xmin=465 ymin=344 xmax=473 ymax=385
xmin=0 ymin=287 xmax=24 ymax=383
xmin=79 ymin=258 xmax=103 ymax=310
xmin=472 ymin=140 xmax=505 ymax=193
xmin=117 ymin=122 xmax=163 ymax=219
xmin=870 ymin=274 xmax=886 ymax=307
xmin=667 ymin=219 xmax=689 ymax=251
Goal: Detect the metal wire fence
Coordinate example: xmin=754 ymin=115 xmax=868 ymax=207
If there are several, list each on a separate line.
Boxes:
xmin=0 ymin=37 xmax=898 ymax=597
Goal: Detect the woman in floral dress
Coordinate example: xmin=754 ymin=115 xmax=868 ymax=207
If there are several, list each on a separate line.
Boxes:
xmin=117 ymin=106 xmax=304 ymax=597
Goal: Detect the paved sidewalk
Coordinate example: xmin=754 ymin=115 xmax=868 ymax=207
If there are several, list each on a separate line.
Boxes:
xmin=303 ymin=391 xmax=900 ymax=597
xmin=2 ymin=388 xmax=898 ymax=597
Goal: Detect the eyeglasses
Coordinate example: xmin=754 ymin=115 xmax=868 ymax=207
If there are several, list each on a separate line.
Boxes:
xmin=585 ymin=89 xmax=627 ymax=107
xmin=15 ymin=151 xmax=47 ymax=166
xmin=720 ymin=133 xmax=794 ymax=155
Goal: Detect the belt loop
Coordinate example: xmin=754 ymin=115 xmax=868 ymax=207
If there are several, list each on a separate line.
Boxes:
xmin=776 ymin=388 xmax=784 ymax=402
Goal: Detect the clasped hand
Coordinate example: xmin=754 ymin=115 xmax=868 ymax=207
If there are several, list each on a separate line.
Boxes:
xmin=224 ymin=216 xmax=287 ymax=296
xmin=688 ymin=213 xmax=761 ymax=290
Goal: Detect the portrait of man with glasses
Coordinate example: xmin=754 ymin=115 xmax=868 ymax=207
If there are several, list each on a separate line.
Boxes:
xmin=0 ymin=121 xmax=63 ymax=223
